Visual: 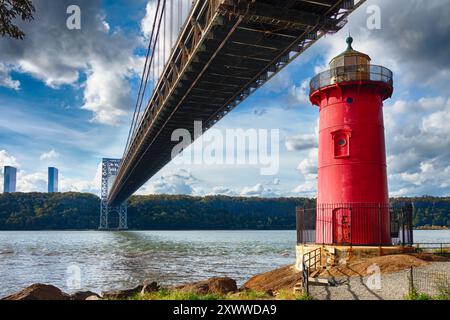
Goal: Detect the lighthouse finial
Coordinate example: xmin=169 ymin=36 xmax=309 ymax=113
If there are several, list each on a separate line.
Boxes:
xmin=346 ymin=35 xmax=354 ymax=50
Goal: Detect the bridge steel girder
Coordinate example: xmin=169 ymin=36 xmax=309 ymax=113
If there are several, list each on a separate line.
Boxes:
xmin=108 ymin=0 xmax=366 ymax=206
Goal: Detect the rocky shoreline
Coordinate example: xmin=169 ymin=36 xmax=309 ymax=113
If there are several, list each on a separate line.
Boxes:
xmin=0 ymin=277 xmax=251 ymax=301
xmin=2 ymin=254 xmax=449 ymax=300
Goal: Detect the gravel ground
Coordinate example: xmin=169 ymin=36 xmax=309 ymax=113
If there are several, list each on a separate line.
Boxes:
xmin=309 ymin=262 xmax=450 ymax=300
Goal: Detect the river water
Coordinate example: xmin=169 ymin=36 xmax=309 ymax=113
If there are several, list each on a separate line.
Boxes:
xmin=0 ymin=230 xmax=448 ymax=297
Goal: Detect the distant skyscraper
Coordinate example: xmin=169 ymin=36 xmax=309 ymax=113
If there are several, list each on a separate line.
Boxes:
xmin=48 ymin=167 xmax=59 ymax=193
xmin=3 ymin=166 xmax=17 ymax=193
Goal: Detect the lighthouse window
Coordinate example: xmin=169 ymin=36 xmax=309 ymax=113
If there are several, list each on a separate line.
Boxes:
xmin=347 ymin=97 xmax=354 ymax=104
xmin=332 ymin=129 xmax=351 ymax=159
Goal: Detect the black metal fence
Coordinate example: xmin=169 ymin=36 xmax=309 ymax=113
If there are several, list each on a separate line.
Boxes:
xmin=296 ymin=203 xmax=414 ymax=246
xmin=413 ymin=243 xmax=450 ymax=254
xmin=408 ymin=267 xmax=450 ymax=299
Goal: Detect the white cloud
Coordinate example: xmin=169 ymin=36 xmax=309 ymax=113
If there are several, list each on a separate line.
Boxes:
xmin=0 ymin=0 xmax=141 ymax=125
xmin=285 ymin=134 xmax=317 ymax=152
xmin=292 ymin=148 xmax=318 ymax=197
xmin=384 ymin=96 xmax=450 ymax=196
xmin=292 ymin=180 xmax=316 ymax=198
xmin=0 ymin=63 xmax=20 ymax=90
xmin=297 ymin=148 xmax=318 ymax=177
xmin=138 ymin=169 xmax=203 ymax=196
xmin=57 ymin=163 xmax=102 ymax=194
xmin=240 ymin=179 xmax=282 ymax=197
xmin=16 ymin=171 xmax=47 ymax=192
xmin=14 ymin=167 xmax=102 ymax=194
xmin=0 ymin=150 xmax=19 ymax=168
xmin=287 ymin=80 xmax=310 ymax=107
xmin=210 ymin=186 xmax=237 ymax=197
xmin=40 ymin=149 xmax=60 ymax=162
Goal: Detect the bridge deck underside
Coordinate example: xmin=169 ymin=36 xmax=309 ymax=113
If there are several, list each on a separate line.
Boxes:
xmin=109 ymin=0 xmax=365 ymax=205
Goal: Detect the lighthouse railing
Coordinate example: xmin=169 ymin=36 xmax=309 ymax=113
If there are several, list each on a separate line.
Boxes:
xmin=296 ymin=202 xmax=414 ymax=247
xmin=310 ymin=64 xmax=393 ymax=93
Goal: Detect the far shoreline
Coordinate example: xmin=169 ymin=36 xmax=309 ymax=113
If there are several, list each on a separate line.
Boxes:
xmin=414 ymin=226 xmax=449 ymax=231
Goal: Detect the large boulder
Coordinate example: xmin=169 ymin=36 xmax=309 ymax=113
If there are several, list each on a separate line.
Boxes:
xmin=1 ymin=284 xmax=70 ymax=300
xmin=102 ymin=285 xmax=143 ymax=300
xmin=70 ymin=291 xmax=101 ymax=301
xmin=242 ymin=265 xmax=300 ymax=292
xmin=176 ymin=277 xmax=237 ymax=295
xmin=141 ymin=281 xmax=160 ymax=295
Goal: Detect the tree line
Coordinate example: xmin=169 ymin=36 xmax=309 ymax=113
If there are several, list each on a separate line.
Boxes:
xmin=0 ymin=193 xmax=448 ymax=230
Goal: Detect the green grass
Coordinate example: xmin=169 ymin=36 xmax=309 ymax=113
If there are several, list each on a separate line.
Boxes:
xmin=405 ymin=284 xmax=450 ymax=301
xmin=122 ymin=288 xmax=315 ymax=301
xmin=229 ymin=290 xmax=270 ymax=300
xmin=131 ymin=288 xmax=224 ymax=300
xmin=404 ymin=288 xmax=432 ymax=300
xmin=296 ymin=293 xmax=315 ymax=301
xmin=275 ymin=289 xmax=314 ymax=301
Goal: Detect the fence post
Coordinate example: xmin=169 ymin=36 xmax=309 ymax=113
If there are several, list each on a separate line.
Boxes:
xmin=302 ymin=260 xmax=309 ymax=296
xmin=378 ymin=204 xmax=382 ymax=254
xmin=408 ymin=266 xmax=414 ymax=296
xmin=410 ymin=202 xmax=414 ymax=245
xmin=322 ymin=205 xmax=325 ymax=246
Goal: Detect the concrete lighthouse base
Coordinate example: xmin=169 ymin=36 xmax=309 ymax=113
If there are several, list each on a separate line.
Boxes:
xmin=295 ymin=244 xmax=415 ymax=272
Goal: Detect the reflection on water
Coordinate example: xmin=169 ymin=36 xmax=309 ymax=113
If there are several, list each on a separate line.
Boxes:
xmin=0 ymin=230 xmax=448 ymax=297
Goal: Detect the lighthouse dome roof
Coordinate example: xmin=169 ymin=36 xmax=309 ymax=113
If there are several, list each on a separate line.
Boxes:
xmin=330 ymin=37 xmax=371 ymax=68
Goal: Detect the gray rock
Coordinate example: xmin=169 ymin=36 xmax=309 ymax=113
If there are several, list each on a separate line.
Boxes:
xmin=141 ymin=281 xmax=160 ymax=295
xmin=176 ymin=277 xmax=237 ymax=295
xmin=1 ymin=284 xmax=70 ymax=300
xmin=70 ymin=291 xmax=101 ymax=300
xmin=102 ymin=285 xmax=143 ymax=300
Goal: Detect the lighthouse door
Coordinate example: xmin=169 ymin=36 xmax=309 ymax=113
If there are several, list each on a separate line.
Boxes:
xmin=333 ymin=208 xmax=352 ymax=245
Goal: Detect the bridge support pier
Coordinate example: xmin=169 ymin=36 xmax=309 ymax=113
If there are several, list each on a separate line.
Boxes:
xmin=99 ymin=202 xmax=128 ymax=230
xmin=99 ymin=158 xmax=128 ymax=230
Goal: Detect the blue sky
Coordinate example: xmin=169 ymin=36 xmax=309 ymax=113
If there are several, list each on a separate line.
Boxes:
xmin=1 ymin=0 xmax=450 ymax=197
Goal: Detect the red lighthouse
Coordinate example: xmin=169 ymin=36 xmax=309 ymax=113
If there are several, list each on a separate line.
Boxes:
xmin=309 ymin=37 xmax=394 ymax=246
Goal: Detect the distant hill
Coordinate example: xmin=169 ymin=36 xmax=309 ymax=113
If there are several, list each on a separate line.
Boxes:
xmin=0 ymin=193 xmax=448 ymax=230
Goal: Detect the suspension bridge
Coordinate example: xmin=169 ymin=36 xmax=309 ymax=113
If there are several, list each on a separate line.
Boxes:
xmin=99 ymin=0 xmax=367 ymax=229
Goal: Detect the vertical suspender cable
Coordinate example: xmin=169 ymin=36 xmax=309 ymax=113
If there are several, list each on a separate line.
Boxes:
xmin=123 ymin=0 xmax=162 ymax=157
xmin=170 ymin=0 xmax=173 ymax=49
xmin=161 ymin=5 xmax=167 ymax=70
xmin=131 ymin=0 xmax=165 ymax=147
xmin=128 ymin=0 xmax=167 ymax=150
xmin=132 ymin=0 xmax=166 ymax=139
xmin=164 ymin=0 xmax=166 ymax=61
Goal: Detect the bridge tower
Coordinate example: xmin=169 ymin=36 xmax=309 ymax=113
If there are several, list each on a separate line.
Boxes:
xmin=99 ymin=158 xmax=128 ymax=230
xmin=309 ymin=37 xmax=394 ymax=245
